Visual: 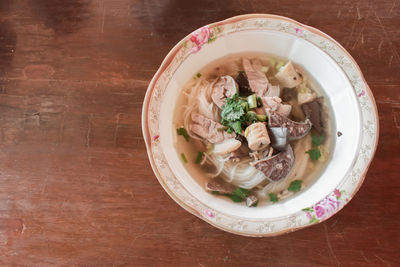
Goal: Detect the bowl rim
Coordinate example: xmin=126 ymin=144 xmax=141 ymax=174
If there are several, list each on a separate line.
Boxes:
xmin=142 ymin=14 xmax=379 ymax=237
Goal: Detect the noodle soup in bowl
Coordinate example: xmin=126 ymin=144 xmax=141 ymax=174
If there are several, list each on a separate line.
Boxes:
xmin=142 ymin=14 xmax=378 ymax=236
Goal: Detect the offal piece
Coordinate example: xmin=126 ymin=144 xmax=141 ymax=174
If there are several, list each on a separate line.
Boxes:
xmin=190 ymin=113 xmax=235 ymax=143
xmin=205 ymin=178 xmax=236 ymax=194
xmin=211 ymin=75 xmax=238 ymax=109
xmin=301 ymin=97 xmax=324 ymax=133
xmin=268 ymin=110 xmax=312 ymax=140
xmin=245 ymin=122 xmax=271 ymax=151
xmin=275 ymin=61 xmax=302 ymax=88
xmin=262 ymin=96 xmax=292 ymax=117
xmin=252 ymin=144 xmax=295 ymax=182
xmin=235 ymin=71 xmax=252 ymax=96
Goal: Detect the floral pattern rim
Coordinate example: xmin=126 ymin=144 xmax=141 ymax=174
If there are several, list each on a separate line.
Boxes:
xmin=142 ymin=14 xmax=379 ymax=237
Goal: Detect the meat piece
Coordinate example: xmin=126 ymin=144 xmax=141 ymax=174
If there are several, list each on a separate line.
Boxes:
xmin=197 ymin=80 xmax=219 ymax=121
xmin=302 ymin=98 xmax=324 ymax=133
xmin=275 ymin=61 xmax=302 ymax=88
xmin=268 ymin=110 xmax=312 ymax=140
xmin=205 ymin=178 xmax=235 ymax=194
xmin=235 ymin=71 xmax=252 ymax=96
xmin=211 ymin=75 xmax=238 ymax=109
xmin=298 ymin=92 xmax=316 ymax=105
xmin=212 ymin=138 xmax=241 ymax=155
xmin=190 ymin=113 xmax=235 ymax=143
xmin=230 ymin=142 xmax=251 ymax=159
xmin=269 ymin=127 xmax=289 ymax=151
xmin=264 ymin=85 xmax=280 ymax=97
xmin=246 ymin=195 xmax=259 ymax=207
xmin=242 ymin=58 xmax=270 ymax=96
xmin=252 ymin=145 xmax=295 ymax=182
xmin=281 ymin=87 xmax=297 ymax=102
xmin=245 ymin=122 xmax=270 ymax=151
xmin=261 ymin=96 xmax=292 ymax=117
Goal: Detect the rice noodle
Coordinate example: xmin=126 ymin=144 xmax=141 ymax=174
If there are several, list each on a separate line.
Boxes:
xmin=183 ymin=79 xmax=219 ymax=140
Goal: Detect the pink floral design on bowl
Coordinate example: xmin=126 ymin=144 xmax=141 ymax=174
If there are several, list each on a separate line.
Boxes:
xmin=303 ymin=189 xmax=345 ymax=223
xmin=189 ymin=26 xmax=211 ymax=53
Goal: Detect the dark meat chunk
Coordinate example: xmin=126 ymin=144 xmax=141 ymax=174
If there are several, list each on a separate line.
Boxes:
xmin=235 ymin=71 xmax=252 ymax=96
xmin=281 ymin=87 xmax=298 ymax=102
xmin=205 ymin=178 xmax=235 ymax=194
xmin=268 ymin=110 xmax=312 ymax=140
xmin=246 ymin=195 xmax=259 ymax=207
xmin=301 ymin=97 xmax=324 ymax=133
xmin=252 ymin=145 xmax=294 ymax=182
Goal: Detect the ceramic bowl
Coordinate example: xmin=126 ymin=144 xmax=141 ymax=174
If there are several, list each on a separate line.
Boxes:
xmin=142 ymin=14 xmax=378 ymax=236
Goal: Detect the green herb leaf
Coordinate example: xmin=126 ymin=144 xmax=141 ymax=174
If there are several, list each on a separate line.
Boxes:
xmin=229 ymin=194 xmax=244 ymax=202
xmin=288 ymin=180 xmax=302 ymax=192
xmin=194 ymin=152 xmax=203 ymax=164
xmin=228 ymin=187 xmax=250 ymax=203
xmin=196 ymin=72 xmax=201 ymax=78
xmin=306 ymin=148 xmax=321 ymax=161
xmin=211 ymin=191 xmax=219 ymax=195
xmin=180 ymin=153 xmax=188 ymax=163
xmin=230 ymin=121 xmax=243 ymax=134
xmin=177 ymin=127 xmax=190 ymax=142
xmin=220 ymin=94 xmax=246 ymax=134
xmin=312 ymin=134 xmax=324 ymax=147
xmin=269 ymin=193 xmax=278 ymax=203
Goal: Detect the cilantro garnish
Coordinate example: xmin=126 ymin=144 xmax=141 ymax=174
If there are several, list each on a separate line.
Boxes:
xmin=228 ymin=187 xmax=250 ymax=202
xmin=176 ymin=127 xmax=190 ymax=142
xmin=312 ymin=134 xmax=324 ymax=147
xmin=196 ymin=72 xmax=201 ymax=78
xmin=306 ymin=148 xmax=321 ymax=161
xmin=288 ymin=180 xmax=302 ymax=192
xmin=220 ymin=94 xmax=246 ymax=134
xmin=306 ymin=134 xmax=324 ymax=160
xmin=269 ymin=193 xmax=278 ymax=203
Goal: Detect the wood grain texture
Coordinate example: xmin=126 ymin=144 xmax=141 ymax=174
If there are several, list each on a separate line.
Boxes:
xmin=0 ymin=0 xmax=399 ymax=266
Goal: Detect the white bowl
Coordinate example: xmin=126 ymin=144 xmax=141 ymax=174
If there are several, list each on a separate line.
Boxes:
xmin=142 ymin=14 xmax=379 ymax=236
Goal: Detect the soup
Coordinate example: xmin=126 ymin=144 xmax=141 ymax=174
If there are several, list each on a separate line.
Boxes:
xmin=173 ymin=53 xmax=334 ymax=207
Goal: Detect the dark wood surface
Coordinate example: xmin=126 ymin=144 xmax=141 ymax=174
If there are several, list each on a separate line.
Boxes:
xmin=0 ymin=0 xmax=399 ymax=266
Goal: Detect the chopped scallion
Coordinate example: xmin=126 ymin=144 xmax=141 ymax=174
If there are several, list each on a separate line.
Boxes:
xmin=195 ymin=152 xmax=203 ymax=164
xmin=180 ymin=153 xmax=188 ymax=163
xmin=176 ymin=127 xmax=190 ymax=142
xmin=247 ymin=94 xmax=257 ymax=109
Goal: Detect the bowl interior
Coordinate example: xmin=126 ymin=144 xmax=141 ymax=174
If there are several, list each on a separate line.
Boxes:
xmin=158 ymin=30 xmax=361 ymax=219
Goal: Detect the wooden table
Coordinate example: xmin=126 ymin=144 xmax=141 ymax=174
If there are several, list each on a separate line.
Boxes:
xmin=0 ymin=0 xmax=398 ymax=266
